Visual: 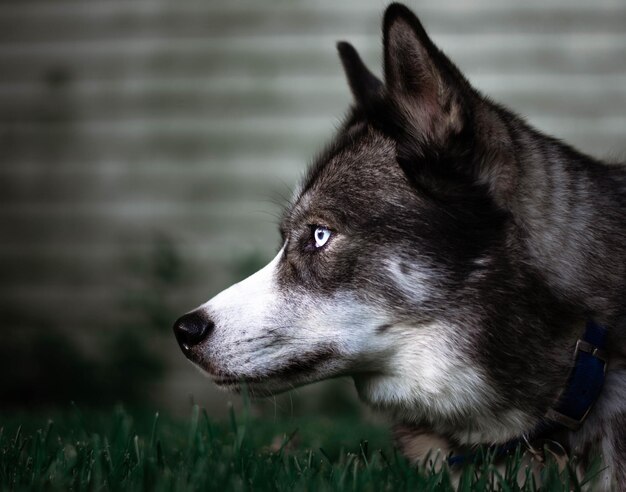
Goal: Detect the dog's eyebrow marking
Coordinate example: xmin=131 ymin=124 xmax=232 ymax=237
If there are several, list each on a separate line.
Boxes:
xmin=385 ymin=257 xmax=435 ymax=304
xmin=377 ymin=323 xmax=394 ymax=333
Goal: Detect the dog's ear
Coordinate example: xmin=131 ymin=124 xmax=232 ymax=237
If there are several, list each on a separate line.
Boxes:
xmin=337 ymin=41 xmax=384 ymax=105
xmin=383 ymin=3 xmax=469 ymax=146
xmin=382 ymin=4 xmax=516 ymax=207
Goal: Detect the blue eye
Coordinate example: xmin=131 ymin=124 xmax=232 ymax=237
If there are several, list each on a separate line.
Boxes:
xmin=314 ymin=226 xmax=331 ymax=248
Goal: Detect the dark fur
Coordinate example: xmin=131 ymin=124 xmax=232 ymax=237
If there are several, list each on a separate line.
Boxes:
xmin=281 ymin=3 xmax=626 ymax=485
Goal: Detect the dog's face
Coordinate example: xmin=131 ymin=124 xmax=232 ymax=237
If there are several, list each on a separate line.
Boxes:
xmin=174 ymin=4 xmax=517 ymax=422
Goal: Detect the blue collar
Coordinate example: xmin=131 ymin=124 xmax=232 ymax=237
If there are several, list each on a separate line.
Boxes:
xmin=448 ymin=320 xmax=608 ymax=466
xmin=545 ymin=319 xmax=608 ymax=429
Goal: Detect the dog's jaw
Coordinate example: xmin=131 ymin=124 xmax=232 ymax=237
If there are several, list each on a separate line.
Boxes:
xmin=352 ymin=321 xmax=487 ymax=416
xmin=352 ymin=322 xmax=537 ymax=445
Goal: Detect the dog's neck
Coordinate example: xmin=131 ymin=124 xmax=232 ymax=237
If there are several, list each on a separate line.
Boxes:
xmin=494 ymin=116 xmax=625 ymax=321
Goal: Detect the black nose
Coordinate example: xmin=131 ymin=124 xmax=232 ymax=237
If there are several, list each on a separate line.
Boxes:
xmin=173 ymin=311 xmax=213 ymax=352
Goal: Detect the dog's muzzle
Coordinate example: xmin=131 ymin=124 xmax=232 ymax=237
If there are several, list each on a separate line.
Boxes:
xmin=172 ymin=311 xmax=213 ymax=354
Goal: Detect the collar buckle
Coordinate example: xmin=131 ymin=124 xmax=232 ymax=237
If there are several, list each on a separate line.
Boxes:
xmin=544 ymin=407 xmax=588 ymax=431
xmin=574 ymin=339 xmax=607 ymax=364
xmin=544 ymin=323 xmax=608 ymax=431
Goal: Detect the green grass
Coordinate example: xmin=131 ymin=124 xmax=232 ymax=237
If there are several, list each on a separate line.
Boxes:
xmin=0 ymin=404 xmax=598 ymax=491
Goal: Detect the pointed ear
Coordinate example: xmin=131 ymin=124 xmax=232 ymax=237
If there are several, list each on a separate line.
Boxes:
xmin=337 ymin=41 xmax=383 ymax=105
xmin=383 ymin=3 xmax=468 ymax=144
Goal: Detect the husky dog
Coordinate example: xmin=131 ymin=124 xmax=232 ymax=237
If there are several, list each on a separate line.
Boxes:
xmin=174 ymin=3 xmax=626 ymax=488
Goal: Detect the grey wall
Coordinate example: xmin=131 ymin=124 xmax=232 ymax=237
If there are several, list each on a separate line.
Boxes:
xmin=2 ymin=0 xmax=625 ymax=413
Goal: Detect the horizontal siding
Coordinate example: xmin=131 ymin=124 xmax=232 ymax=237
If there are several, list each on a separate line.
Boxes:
xmin=2 ymin=34 xmax=626 ymax=62
xmin=1 ymin=0 xmax=625 ymax=16
xmin=2 ymin=46 xmax=625 ymax=85
xmin=3 ymin=74 xmax=626 ymax=111
xmin=4 ymin=13 xmax=626 ymax=44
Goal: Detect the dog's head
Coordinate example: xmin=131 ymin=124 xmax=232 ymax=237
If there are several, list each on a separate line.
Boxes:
xmin=173 ymin=4 xmax=539 ymax=425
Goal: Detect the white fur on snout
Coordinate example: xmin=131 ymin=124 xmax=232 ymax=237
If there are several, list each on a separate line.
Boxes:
xmin=193 ymin=246 xmax=390 ymax=386
xmin=203 ymin=246 xmax=284 ymax=333
xmin=193 ymin=245 xmax=289 ymax=381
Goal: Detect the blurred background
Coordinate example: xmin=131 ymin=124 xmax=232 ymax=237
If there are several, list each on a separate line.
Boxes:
xmin=1 ymin=0 xmax=625 ymax=417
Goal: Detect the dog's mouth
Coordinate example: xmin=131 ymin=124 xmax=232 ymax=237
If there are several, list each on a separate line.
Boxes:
xmin=210 ymin=375 xmax=295 ymax=396
xmin=204 ymin=344 xmax=341 ymax=395
xmin=213 ymin=376 xmax=265 ymax=388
